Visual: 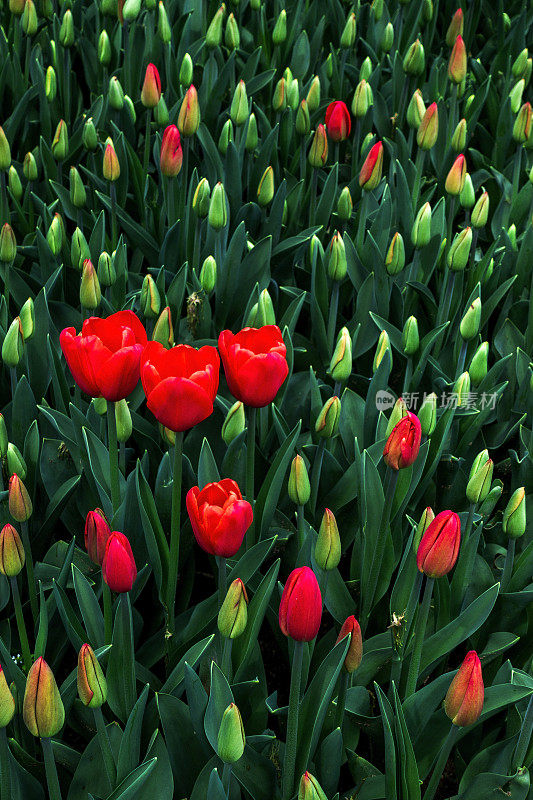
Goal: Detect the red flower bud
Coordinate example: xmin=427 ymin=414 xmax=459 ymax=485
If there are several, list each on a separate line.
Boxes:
xmin=444 ymin=650 xmax=484 ymax=726
xmin=84 ymin=509 xmax=111 ymax=566
xmin=416 ymin=510 xmax=461 ymax=578
xmin=141 ymin=62 xmax=161 ymax=108
xmin=445 ymin=153 xmax=467 ymax=195
xmin=186 ymin=478 xmax=253 ymax=557
xmin=218 ymin=326 xmax=289 ymax=408
xmin=335 ymin=615 xmax=362 ymax=673
xmin=279 ymin=566 xmax=322 ymax=642
xmin=160 ymin=124 xmax=183 ymax=177
xmin=383 ymin=412 xmax=421 ymax=470
xmin=102 ymin=531 xmax=137 ymax=592
xmin=448 ymin=35 xmax=467 ymax=84
xmin=359 ymin=140 xmax=383 ymax=190
xmin=325 ymin=101 xmax=351 ymax=142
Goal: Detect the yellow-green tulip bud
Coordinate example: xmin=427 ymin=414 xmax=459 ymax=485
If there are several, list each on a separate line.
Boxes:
xmin=359 ymin=56 xmax=372 ymax=82
xmin=502 ymin=488 xmax=526 ymax=538
xmin=272 ymin=78 xmax=287 ymax=113
xmin=59 ymin=8 xmax=74 ymax=47
xmin=295 ymin=100 xmax=310 ymax=136
xmin=97 ymin=251 xmax=115 ymax=287
xmin=217 ymin=703 xmax=245 ymax=763
xmin=179 ymin=53 xmax=193 ymax=87
xmin=351 ymin=79 xmax=373 ymax=119
xmin=459 ymin=173 xmax=475 ymax=209
xmin=0 ymin=223 xmax=16 ymax=263
xmin=0 ymin=523 xmax=25 ymax=578
xmin=206 ymin=4 xmax=225 ymax=47
xmin=371 ymin=0 xmax=383 ymax=20
xmin=513 ymin=102 xmax=532 ymax=144
xmin=469 ymin=341 xmax=488 ymax=385
xmin=8 ymin=166 xmax=22 ymax=202
xmin=71 ymin=227 xmax=91 ymax=270
xmin=154 ymin=94 xmax=168 ymax=126
xmin=245 ymin=113 xmax=258 ymax=151
xmin=98 ymin=30 xmax=111 ymax=65
xmin=337 ymin=186 xmax=352 ymax=221
xmin=193 ymin=178 xmax=211 ymax=218
xmin=509 ymin=79 xmax=525 ymax=114
xmin=447 ymin=227 xmax=472 ymax=271
xmin=385 ymin=397 xmax=409 ymax=438
xmin=69 ymin=166 xmax=86 ymax=208
xmin=309 ymin=124 xmax=328 ymax=168
xmin=157 ymin=1 xmax=171 ymax=43
xmin=80 ymin=259 xmax=101 ymax=310
xmin=230 ymin=80 xmax=248 ymax=126
xmin=411 ymin=202 xmax=432 ymax=248
xmin=225 ymin=12 xmax=240 ymax=49
xmin=108 ymin=76 xmax=125 ymax=110
xmin=471 ymin=190 xmax=489 ymax=228
xmin=218 ymin=579 xmax=248 ymax=638
xmin=288 ymin=454 xmax=311 ymax=506
xmin=315 ymin=396 xmax=341 ymax=439
xmin=298 ymin=771 xmax=328 ymax=800
xmin=287 ymin=78 xmax=299 ymax=111
xmin=315 ymin=508 xmax=341 ymax=570
xmin=381 ymin=22 xmax=393 ymax=52
xmin=326 ymin=231 xmax=346 ymax=281
xmin=200 ymin=255 xmax=216 ymax=293
xmin=123 ymin=0 xmax=141 ymax=21
xmin=459 ymin=297 xmax=481 ymax=340
xmin=19 ymin=298 xmax=34 ymax=341
xmin=257 ymin=166 xmax=274 ymax=206
xmin=451 ymin=118 xmax=467 ymax=152
xmin=45 ymin=66 xmax=57 ymax=101
xmin=208 ymin=182 xmax=228 ymax=230
xmin=403 ymin=39 xmax=425 ymax=76
xmin=0 ymin=667 xmax=15 ymax=727
xmin=83 ymin=118 xmax=98 ymax=151
xmin=2 ymin=318 xmax=23 ymax=367
xmin=419 ymin=392 xmax=437 ymax=436
xmin=23 ymin=151 xmax=38 ymax=181
xmin=272 ymin=9 xmax=286 ymax=45
xmin=178 ymin=85 xmax=201 ymax=137
xmin=466 ymin=450 xmax=493 ymax=504
xmin=21 ymin=0 xmax=37 ymax=35
xmin=340 ymin=12 xmax=356 ymax=48
xmin=306 ymin=76 xmax=321 ymax=111
xmin=329 ymin=326 xmax=352 ymax=382
xmin=77 ymin=644 xmax=107 ymax=708
xmin=23 ymin=658 xmax=65 ymax=738
xmin=512 ymin=48 xmax=529 ymax=79
xmin=52 ymin=119 xmax=69 ymax=161
xmin=140 ymin=274 xmax=160 ymax=319
xmin=222 ymin=400 xmax=245 ymax=444
xmin=152 ymin=306 xmax=174 ymax=348
xmin=385 ymin=232 xmax=405 ymax=274
xmin=402 ymin=316 xmax=419 ymax=355
xmin=407 ymin=89 xmax=426 ymax=130
xmin=47 ymin=214 xmax=63 ymax=256
xmin=453 ymin=371 xmax=471 ymax=406
xmin=373 ymin=330 xmax=391 ymax=373
xmin=115 ymin=398 xmax=132 ymax=442
xmin=414 ymin=507 xmax=434 ymax=552
xmin=247 ymin=289 xmax=275 ymax=327
xmin=7 ymin=444 xmax=26 ymax=481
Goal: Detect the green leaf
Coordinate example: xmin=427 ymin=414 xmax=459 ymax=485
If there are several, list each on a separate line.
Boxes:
xmin=71 ymin=564 xmax=104 ymax=649
xmin=107 ymin=593 xmax=137 ymax=722
xmin=116 ymin=684 xmax=150 ymax=784
xmin=204 ymin=660 xmax=234 ymax=753
xmin=254 ymin=420 xmax=301 ymax=540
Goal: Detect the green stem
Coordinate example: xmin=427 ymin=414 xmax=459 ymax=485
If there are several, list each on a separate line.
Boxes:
xmin=102 ymin=578 xmax=112 ymax=644
xmin=455 ymin=340 xmax=468 ymax=379
xmin=451 ymin=503 xmax=476 ymax=613
xmin=362 ymin=469 xmax=398 ymax=632
xmin=10 ymin=577 xmax=32 ymax=671
xmin=327 ymin=281 xmax=340 ymax=354
xmin=412 ymin=149 xmax=426 ymax=211
xmin=21 ymin=521 xmax=38 ymax=622
xmin=501 ymin=538 xmax=516 ymax=593
xmin=422 ymin=724 xmax=459 ymax=800
xmin=513 ymin=694 xmax=533 ymax=770
xmin=351 ymin=119 xmax=361 ymax=179
xmin=448 ymin=85 xmax=458 ymax=147
xmin=402 ymin=358 xmax=413 ymax=395
xmin=217 ymin=556 xmax=227 ymax=611
xmin=93 ymin=707 xmax=116 ymax=790
xmin=507 ymin=146 xmax=522 ymax=226
xmin=181 ymin=139 xmax=189 ymax=221
xmin=41 ymin=737 xmax=63 ymax=800
xmin=167 ymin=431 xmax=184 ymax=635
xmin=309 ymin=169 xmax=318 ymax=228
xmin=110 ymin=183 xmax=118 ymax=251
xmin=296 ymin=505 xmax=305 ymax=551
xmin=310 ymin=438 xmax=326 ymax=514
xmin=282 ymin=641 xmax=304 ymax=800
xmin=334 ymin=670 xmax=349 ymax=733
xmin=222 ymin=763 xmax=232 ymax=799
xmin=167 ymin=176 xmax=176 ymax=227
xmin=221 ymin=637 xmax=233 ymax=681
xmin=404 ymin=576 xmax=434 ymax=698
xmin=107 ymin=401 xmax=120 ymax=516
xmin=245 ymin=406 xmax=257 ymax=549
xmin=356 ymin=191 xmax=368 ymax=254
xmin=142 ymin=110 xmax=152 ymax=196
xmin=0 ymin=728 xmax=10 ymax=800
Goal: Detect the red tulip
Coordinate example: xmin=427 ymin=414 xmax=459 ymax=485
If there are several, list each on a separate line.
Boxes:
xmin=84 ymin=509 xmax=111 ymax=566
xmin=102 ymin=531 xmax=137 ymax=592
xmin=444 ymin=650 xmax=484 ymax=726
xmin=359 ymin=140 xmax=383 ymax=190
xmin=60 ymin=310 xmax=147 ymax=401
xmin=416 ymin=510 xmax=461 ymax=578
xmin=336 ymin=615 xmax=362 ymax=673
xmin=160 ymin=125 xmax=183 ymax=178
xmin=325 ymin=101 xmax=351 ymax=142
xmin=141 ymin=62 xmax=162 ymax=108
xmin=279 ymin=566 xmax=322 ymax=642
xmin=383 ymin=412 xmax=421 ymax=470
xmin=218 ymin=326 xmax=289 ymax=408
xmin=186 ymin=478 xmax=253 ymax=557
xmin=141 ymin=340 xmax=220 ymax=432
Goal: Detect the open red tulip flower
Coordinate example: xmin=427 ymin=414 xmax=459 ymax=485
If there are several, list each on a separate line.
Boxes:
xmin=325 ymin=101 xmax=351 ymax=142
xmin=186 ymin=479 xmax=253 ymax=558
xmin=218 ymin=326 xmax=289 ymax=408
xmin=60 ymin=310 xmax=147 ymax=401
xmin=141 ymin=340 xmax=220 ymax=432
xmin=102 ymin=531 xmax=137 ymax=593
xmin=279 ymin=566 xmax=322 ymax=642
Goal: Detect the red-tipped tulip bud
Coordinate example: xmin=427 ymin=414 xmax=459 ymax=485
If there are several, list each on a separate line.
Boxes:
xmin=315 ymin=508 xmax=341 ymax=570
xmin=444 ymin=651 xmax=484 ymax=726
xmin=416 ymin=510 xmax=461 ymax=577
xmin=257 ymin=166 xmax=274 ymax=207
xmin=0 ymin=667 xmax=15 ymax=727
xmin=0 ymin=223 xmax=16 ymax=263
xmin=325 ymin=101 xmax=351 ymax=142
xmin=141 ymin=62 xmax=161 ymax=108
xmin=417 ymin=102 xmax=438 ymax=150
xmin=23 ymin=658 xmax=65 ymax=738
xmin=385 ymin=232 xmax=405 ymax=274
xmin=225 ymin=12 xmax=240 ymax=49
xmin=217 ymin=703 xmax=245 ymax=763
xmin=279 ymin=566 xmax=322 ymax=641
xmin=80 ymin=259 xmax=102 ymax=310
xmin=407 ymin=89 xmax=426 ymax=129
xmin=8 ymin=474 xmax=32 ymax=522
xmin=140 ymin=274 xmax=160 ymax=319
xmin=102 ymin=531 xmax=137 ymax=592
xmin=448 ymin=35 xmax=467 ymax=84
xmin=308 ymin=124 xmax=328 ymax=168
xmin=160 ymin=125 xmax=182 ymax=178
xmin=445 ymin=154 xmax=466 ymax=195
xmin=414 ymin=507 xmax=435 ymax=552
xmin=446 ymin=9 xmax=464 ymax=47
xmin=0 ymin=523 xmax=25 ymax=577
xmin=218 ymin=579 xmax=248 ymax=638
xmin=299 ymin=772 xmax=328 ymax=800
xmin=178 ymin=85 xmax=200 ymax=137
xmin=502 ymin=488 xmax=526 ymax=539
xmin=383 ymin=413 xmax=422 ymax=470
xmin=77 ymin=644 xmax=107 ymax=707
xmin=315 ymin=396 xmax=341 ymax=439
xmin=359 ymin=140 xmax=383 ymax=190
xmin=52 ymin=119 xmax=69 ymax=161
xmin=451 ymin=118 xmax=467 ymax=152
xmin=288 ymin=455 xmax=311 ymax=506
xmin=336 ymin=615 xmax=362 ymax=672
xmin=513 ymin=102 xmax=532 ymax=144
xmin=329 ymin=326 xmax=352 ymax=381
xmin=103 ymin=138 xmax=120 ymax=181
xmin=85 ymin=509 xmax=111 ymax=566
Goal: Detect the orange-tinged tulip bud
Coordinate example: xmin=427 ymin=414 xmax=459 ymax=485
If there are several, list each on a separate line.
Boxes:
xmin=103 ymin=138 xmax=120 ymax=181
xmin=416 ymin=510 xmax=461 ymax=578
xmin=448 ymin=35 xmax=467 ymax=84
xmin=0 ymin=666 xmax=15 ymax=727
xmin=513 ymin=102 xmax=532 ymax=144
xmin=160 ymin=124 xmax=183 ymax=177
xmin=77 ymin=644 xmax=108 ymax=707
xmin=0 ymin=523 xmax=25 ymax=577
xmin=141 ymin=62 xmax=162 ymax=108
xmin=444 ymin=650 xmax=484 ymax=726
xmin=383 ymin=413 xmax=421 ymax=470
xmin=308 ymin=124 xmax=328 ymax=168
xmin=359 ymin=140 xmax=383 ymax=190
xmin=9 ymin=474 xmax=32 ymax=522
xmin=417 ymin=102 xmax=438 ymax=150
xmin=335 ymin=615 xmax=362 ymax=673
xmin=446 ymin=9 xmax=464 ymax=47
xmin=178 ymin=85 xmax=200 ymax=137
xmin=23 ymin=657 xmax=65 ymax=738
xmin=445 ymin=153 xmax=466 ymax=195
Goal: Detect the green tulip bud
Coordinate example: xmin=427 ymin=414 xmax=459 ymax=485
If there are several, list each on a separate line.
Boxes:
xmin=47 ymin=213 xmax=63 ymax=256
xmin=447 ymin=227 xmax=472 ymax=271
xmin=52 ymin=119 xmax=69 ymax=161
xmin=298 ymin=771 xmax=328 ymax=800
xmin=417 ymin=103 xmax=439 ymax=150
xmin=140 ymin=274 xmax=161 ymax=319
xmin=508 ymin=223 xmax=517 ymax=250
xmin=371 ymin=0 xmax=383 ymax=20
xmin=466 ymin=450 xmax=493 ymax=504
xmin=359 ymin=56 xmax=372 ymax=82
xmin=218 ymin=119 xmax=233 ymax=155
xmin=381 ymin=22 xmax=393 ymax=53
xmin=411 ymin=203 xmax=432 ymax=248
xmin=403 ymin=39 xmax=425 ymax=76
xmin=2 ymin=318 xmax=23 ymax=367
xmin=8 ymin=166 xmax=22 ymax=202
xmin=422 ymin=0 xmax=433 ymax=22
xmin=306 ymin=76 xmax=321 ymax=111
xmin=385 ymin=397 xmax=409 ymax=438
xmin=337 ymin=186 xmax=352 ymax=221
xmin=351 ymin=79 xmax=373 ymax=119
xmin=245 ymin=113 xmax=258 ymax=151
xmin=7 ymin=443 xmax=27 ymax=480
xmin=97 ymin=251 xmax=115 ymax=287
xmin=71 ymin=227 xmax=91 ymax=271
xmin=23 ymin=151 xmax=38 ymax=181
xmin=315 ymin=507 xmax=341 ymax=570
xmin=414 ymin=507 xmax=434 ymax=552
xmin=451 ymin=118 xmax=467 ymax=152
xmin=230 ymin=80 xmax=248 ymax=126
xmin=459 ymin=173 xmax=475 ymax=209
xmin=152 ymin=306 xmax=174 ymax=348
xmin=77 ymin=644 xmax=107 ymax=708
xmin=21 ymin=0 xmax=37 ymax=35
xmin=509 ymin=79 xmax=525 ymax=114
xmin=340 ymin=12 xmax=356 ymax=48
xmin=80 ymin=259 xmax=101 ymax=310
xmin=208 ymin=182 xmax=228 ymax=230
xmin=123 ymin=0 xmax=141 ymax=21
xmin=154 ymin=94 xmax=168 ymax=126
xmin=157 ymin=0 xmax=171 ymax=43
xmin=327 ymin=231 xmax=346 ymax=281
xmin=200 ymin=255 xmax=216 ymax=293
xmin=222 ymin=400 xmax=245 ymax=444
xmin=287 ymin=78 xmax=299 ymax=111
xmin=225 ymin=12 xmax=240 ymax=49
xmin=329 ymin=326 xmax=352 ymax=382
xmin=288 ymin=454 xmax=311 ymax=506
xmin=453 ymin=371 xmax=471 ymax=407
xmin=373 ymin=330 xmax=391 ymax=373
xmin=512 ymin=48 xmax=529 ymax=79
xmin=247 ymin=289 xmax=275 ymax=327
xmin=19 ymin=298 xmax=34 ymax=340
xmin=217 ymin=703 xmax=245 ymax=763
xmin=101 ymin=0 xmax=117 ymax=16
xmin=272 ymin=9 xmax=286 ymax=45
xmin=257 ymin=166 xmax=274 ymax=206
xmin=206 ymin=4 xmax=225 ymax=47
xmin=98 ymin=30 xmax=111 ymax=65
xmin=459 ymin=297 xmax=481 ymax=340
xmin=402 ymin=316 xmax=419 ymax=355
xmin=407 ymin=89 xmax=426 ymax=130
xmin=471 ymin=190 xmax=489 ymax=228
xmin=0 ymin=223 xmax=16 ymax=263
xmin=469 ymin=341 xmax=488 ymax=385
xmin=418 ymin=392 xmax=437 ymax=436
xmin=502 ymin=488 xmax=526 ymax=539
xmin=108 ymin=76 xmax=124 ymax=110
xmin=218 ymin=579 xmax=248 ymax=638
xmin=513 ymin=102 xmax=532 ymax=144
xmin=115 ymin=399 xmax=132 ymax=442
xmin=83 ymin=117 xmax=98 ymax=151
xmin=59 ymin=8 xmax=74 ymax=47
xmin=45 ymin=66 xmax=57 ymax=101
xmin=478 ymin=483 xmax=502 ymax=517
xmin=315 ymin=396 xmax=341 ymax=439
xmin=179 ymin=53 xmax=194 ymax=87
xmin=193 ymin=178 xmax=211 ymax=218
xmin=69 ymin=166 xmax=86 ymax=208
xmin=272 ymin=78 xmax=287 ymax=113
xmin=385 ymin=232 xmax=405 ymax=274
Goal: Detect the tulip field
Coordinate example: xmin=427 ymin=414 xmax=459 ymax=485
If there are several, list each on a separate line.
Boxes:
xmin=0 ymin=0 xmax=533 ymax=798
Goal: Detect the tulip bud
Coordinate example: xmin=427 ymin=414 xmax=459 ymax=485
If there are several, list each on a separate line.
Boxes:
xmin=115 ymin=399 xmax=132 ymax=443
xmin=9 ymin=473 xmax=32 ymax=523
xmin=299 ymin=773 xmax=329 ymax=800
xmin=340 ymin=11 xmax=356 ymax=48
xmin=417 ymin=509 xmax=461 ymax=577
xmin=220 ymin=400 xmax=245 ymax=445
xmin=447 ymin=227 xmax=472 ymax=271
xmin=45 ymin=66 xmax=57 ymax=101
xmin=373 ymin=330 xmax=391 ymax=373
xmin=0 ymin=667 xmax=15 ymax=727
xmin=208 ymin=182 xmax=228 ymax=230
xmin=315 ymin=508 xmax=341 ymax=570
xmin=359 ymin=56 xmax=372 ymax=82
xmin=459 ymin=297 xmax=481 ymax=340
xmin=98 ymin=30 xmax=111 ymax=65
xmin=0 ymin=416 xmax=7 ymax=458
xmin=23 ymin=151 xmax=38 ymax=182
xmin=403 ymin=39 xmax=425 ymax=76
xmin=245 ymin=113 xmax=258 ymax=151
xmin=140 ymin=274 xmax=161 ymax=319
xmin=453 ymin=371 xmax=471 ymax=407
xmin=416 ymin=102 xmax=439 ymax=150
xmin=512 ymin=48 xmax=529 ymax=79
xmin=250 ymin=0 xmax=260 ymax=8
xmin=206 ymin=4 xmax=225 ymax=47
xmin=59 ymin=8 xmax=74 ymax=47
xmin=333 ymin=189 xmax=352 ymax=225
xmin=225 ymin=12 xmax=240 ymax=49
xmin=23 ymin=657 xmax=65 ymax=737
xmin=20 ymin=298 xmax=34 ymax=339
xmin=466 ymin=450 xmax=493 ymax=504
xmin=422 ymin=0 xmax=433 ymax=23
xmin=2 ymin=317 xmax=24 ymax=367
xmin=257 ymin=166 xmax=274 ymax=207
xmin=469 ymin=341 xmax=488 ymax=385
xmin=407 ymin=89 xmax=426 ymax=130
xmin=21 ymin=0 xmax=37 ymax=35
xmin=383 ymin=413 xmax=422 ymax=470
xmin=385 ymin=232 xmax=405 ymax=274
xmin=444 ymin=651 xmax=484 ymax=726
xmin=83 ymin=118 xmax=98 ymax=151
xmin=471 ymin=189 xmax=489 ymax=228
xmin=93 ymin=398 xmax=108 ymax=416
xmin=9 ymin=0 xmax=25 ymax=14
xmin=8 ymin=166 xmax=22 ymax=202
xmin=351 ymin=79 xmax=373 ymax=120
xmin=448 ymin=35 xmax=467 ymax=84
xmin=418 ymin=392 xmax=437 ymax=436
xmin=218 ymin=703 xmax=245 ymax=763
xmin=80 ymin=259 xmax=101 ymax=310
xmin=126 ymin=96 xmax=137 ymax=123
xmin=459 ymin=173 xmax=475 ymax=210
xmin=315 ymin=396 xmax=341 ymax=439
xmin=414 ymin=507 xmax=435 ymax=552
xmin=0 ymin=223 xmax=16 ymax=263
xmin=509 ymin=79 xmax=525 ymax=114
xmin=229 ymin=80 xmax=248 ymax=128
xmin=76 ymin=643 xmax=108 ymax=709
xmin=84 ymin=509 xmax=111 ymax=565
xmin=513 ymin=102 xmax=532 ymax=144
xmin=327 ymin=327 xmax=351 ymax=382
xmin=94 ymin=253 xmax=114 ymax=289
xmin=152 ymin=306 xmax=174 ymax=348
xmin=272 ymin=9 xmax=286 ymax=44
xmin=287 ymin=78 xmax=299 ymax=111
xmin=385 ymin=398 xmax=409 ymax=438
xmin=141 ymin=63 xmax=161 ymax=109
xmin=247 ymin=289 xmax=275 ymax=327
xmin=178 ymin=85 xmax=201 ymax=137
xmin=288 ymin=455 xmax=311 ymax=506
xmin=306 ymin=76 xmax=321 ymax=111
xmin=327 ymin=231 xmax=347 ymax=281
xmin=199 ymin=255 xmax=216 ymax=294
xmin=335 ymin=616 xmax=362 ymax=672
xmin=381 ymin=22 xmax=393 ymax=53
xmin=52 ymin=119 xmax=69 ymax=162
xmin=402 ymin=316 xmax=419 ymax=355
xmin=69 ymin=166 xmax=86 ymax=209
xmin=371 ymin=0 xmax=383 ymax=19
xmin=218 ymin=579 xmax=248 ymax=639
xmin=193 ymin=178 xmax=210 ymax=218
xmin=451 ymin=118 xmax=467 ymax=153
xmin=446 ymin=8 xmax=464 ymax=47
xmin=359 ymin=140 xmax=383 ymax=190
xmin=160 ymin=125 xmax=182 ymax=178
xmin=169 ymin=54 xmax=188 ymax=91
xmin=103 ymin=138 xmax=120 ymax=181
xmin=445 ymin=154 xmax=466 ymax=196
xmin=503 ymin=488 xmax=526 ymax=539
xmin=7 ymin=444 xmax=26 ymax=480
xmin=308 ymin=124 xmax=328 ymax=169
xmin=0 ymin=523 xmax=25 ymax=577
xmin=157 ymin=1 xmax=171 ymax=42
xmin=272 ymin=78 xmax=287 ymax=113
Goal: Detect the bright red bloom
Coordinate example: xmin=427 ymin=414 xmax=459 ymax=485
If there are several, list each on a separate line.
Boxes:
xmin=141 ymin=340 xmax=220 ymax=432
xmin=416 ymin=510 xmax=461 ymax=578
xmin=218 ymin=326 xmax=289 ymax=408
xmin=60 ymin=310 xmax=147 ymax=401
xmin=160 ymin=125 xmax=183 ymax=178
xmin=444 ymin=650 xmax=484 ymax=726
xmin=383 ymin=412 xmax=422 ymax=470
xmin=359 ymin=140 xmax=383 ymax=190
xmin=84 ymin=509 xmax=111 ymax=566
xmin=186 ymin=478 xmax=253 ymax=558
xmin=141 ymin=63 xmax=162 ymax=108
xmin=336 ymin=615 xmax=362 ymax=673
xmin=102 ymin=531 xmax=137 ymax=593
xmin=279 ymin=566 xmax=322 ymax=642
xmin=325 ymin=101 xmax=351 ymax=142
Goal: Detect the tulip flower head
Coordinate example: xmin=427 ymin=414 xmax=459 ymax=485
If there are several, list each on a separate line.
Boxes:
xmin=359 ymin=140 xmax=383 ymax=190
xmin=85 ymin=509 xmax=112 ymax=566
xmin=141 ymin=62 xmax=162 ymax=108
xmin=448 ymin=35 xmax=467 ymax=84
xmin=383 ymin=412 xmax=421 ymax=470
xmin=160 ymin=125 xmax=183 ymax=177
xmin=23 ymin=657 xmax=65 ymax=738
xmin=102 ymin=531 xmax=137 ymax=592
xmin=0 ymin=523 xmax=25 ymax=577
xmin=218 ymin=326 xmax=289 ymax=408
xmin=444 ymin=650 xmax=484 ymax=726
xmin=77 ymin=644 xmax=108 ymax=708
xmin=279 ymin=566 xmax=322 ymax=642
xmin=325 ymin=101 xmax=351 ymax=142
xmin=0 ymin=666 xmax=15 ymax=727
xmin=335 ymin=615 xmax=362 ymax=673
xmin=416 ymin=510 xmax=461 ymax=578
xmin=186 ymin=479 xmax=253 ymax=557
